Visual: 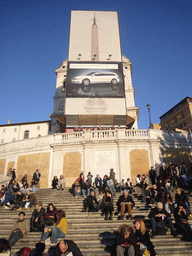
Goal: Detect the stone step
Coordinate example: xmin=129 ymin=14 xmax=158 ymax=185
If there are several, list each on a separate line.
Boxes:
xmin=1 ymin=187 xmax=192 ymax=256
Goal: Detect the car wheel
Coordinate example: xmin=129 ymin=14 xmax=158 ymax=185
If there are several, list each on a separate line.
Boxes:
xmin=82 ymin=79 xmax=90 ymax=86
xmin=111 ymin=78 xmax=117 ymax=85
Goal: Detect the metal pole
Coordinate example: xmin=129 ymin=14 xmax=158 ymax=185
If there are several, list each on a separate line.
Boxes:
xmin=146 ymin=104 xmax=152 ymax=128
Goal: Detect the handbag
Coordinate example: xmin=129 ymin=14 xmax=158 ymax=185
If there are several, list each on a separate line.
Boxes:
xmin=143 ymin=249 xmax=151 ymax=256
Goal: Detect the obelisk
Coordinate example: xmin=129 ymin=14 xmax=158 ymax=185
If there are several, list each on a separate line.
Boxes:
xmin=91 ymin=14 xmax=99 ymax=61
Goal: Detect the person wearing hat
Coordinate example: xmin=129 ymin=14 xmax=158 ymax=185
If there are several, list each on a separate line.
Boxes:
xmin=14 ymin=247 xmax=31 ymax=256
xmin=30 ymin=202 xmax=45 ymax=232
xmin=148 ymin=202 xmax=177 ymax=238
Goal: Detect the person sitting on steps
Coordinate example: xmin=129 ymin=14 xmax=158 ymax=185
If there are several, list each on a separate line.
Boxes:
xmin=30 ymin=201 xmax=45 ymax=232
xmin=116 ymin=190 xmax=135 ymax=220
xmin=148 ymin=202 xmax=177 ymax=238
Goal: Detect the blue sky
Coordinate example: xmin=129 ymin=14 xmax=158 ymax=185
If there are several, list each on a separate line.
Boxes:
xmin=0 ymin=0 xmax=191 ymax=129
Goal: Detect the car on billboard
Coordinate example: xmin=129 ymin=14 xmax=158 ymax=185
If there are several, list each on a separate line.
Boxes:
xmin=71 ymin=71 xmax=120 ymax=92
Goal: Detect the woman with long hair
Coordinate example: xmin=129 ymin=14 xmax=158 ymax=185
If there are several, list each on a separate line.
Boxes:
xmin=161 ymin=192 xmax=173 ymax=214
xmin=103 ymin=190 xmax=113 ymax=220
xmin=40 ymin=210 xmax=67 ymax=246
xmin=44 ymin=203 xmax=58 ymax=227
xmin=52 ymin=176 xmax=58 ymax=189
xmin=135 ymin=218 xmax=156 ymax=256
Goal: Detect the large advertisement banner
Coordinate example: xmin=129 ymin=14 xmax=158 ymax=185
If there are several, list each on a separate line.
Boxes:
xmin=69 ymin=11 xmax=121 ymax=62
xmin=66 ymin=62 xmax=125 ymax=98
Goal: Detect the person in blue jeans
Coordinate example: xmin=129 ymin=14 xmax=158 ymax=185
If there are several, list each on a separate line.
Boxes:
xmin=40 ymin=210 xmax=67 ymax=246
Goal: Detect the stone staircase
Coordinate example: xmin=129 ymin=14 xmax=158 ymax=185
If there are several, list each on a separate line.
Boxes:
xmin=1 ymin=186 xmax=192 ymax=255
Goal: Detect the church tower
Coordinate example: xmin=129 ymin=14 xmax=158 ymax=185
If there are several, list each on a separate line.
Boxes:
xmin=91 ymin=14 xmax=99 ymax=61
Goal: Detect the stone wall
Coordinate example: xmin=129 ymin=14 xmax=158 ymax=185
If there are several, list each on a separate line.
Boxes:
xmin=0 ymin=129 xmax=191 ymax=188
xmin=0 ymin=158 xmax=6 ymax=175
xmin=17 ymin=153 xmax=50 ymax=188
xmin=63 ymin=152 xmax=81 ymax=186
xmin=130 ymin=150 xmax=149 ymax=184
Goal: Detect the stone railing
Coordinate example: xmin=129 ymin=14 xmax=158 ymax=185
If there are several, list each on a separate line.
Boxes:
xmin=0 ymin=129 xmax=191 ymax=154
xmin=52 ymin=129 xmax=149 ymax=144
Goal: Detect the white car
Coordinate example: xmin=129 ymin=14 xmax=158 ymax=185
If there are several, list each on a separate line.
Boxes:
xmin=71 ymin=71 xmax=120 ymax=92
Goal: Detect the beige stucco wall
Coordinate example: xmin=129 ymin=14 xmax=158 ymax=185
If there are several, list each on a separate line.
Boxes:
xmin=63 ymin=152 xmax=81 ymax=186
xmin=130 ymin=149 xmax=150 ymax=184
xmin=0 ymin=158 xmax=6 ymax=175
xmin=17 ymin=153 xmax=50 ymax=188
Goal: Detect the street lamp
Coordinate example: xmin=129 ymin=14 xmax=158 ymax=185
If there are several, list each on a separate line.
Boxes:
xmin=146 ymin=103 xmax=152 ymax=129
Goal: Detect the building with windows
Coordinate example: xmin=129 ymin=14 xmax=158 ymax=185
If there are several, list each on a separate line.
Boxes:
xmin=160 ymin=97 xmax=192 ymax=132
xmin=0 ymin=120 xmax=51 ymax=144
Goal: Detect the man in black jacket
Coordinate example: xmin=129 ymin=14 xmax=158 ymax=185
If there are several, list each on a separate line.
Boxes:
xmin=175 ymin=188 xmax=192 ymax=217
xmin=84 ymin=191 xmax=98 ymax=212
xmin=30 ymin=202 xmax=45 ymax=231
xmin=32 ymin=169 xmax=41 ymax=187
xmin=116 ymin=190 xmax=135 ymax=220
xmin=53 ymin=239 xmax=83 ymax=256
xmin=148 ymin=202 xmax=177 ymax=238
xmin=174 ymin=203 xmax=192 ymax=239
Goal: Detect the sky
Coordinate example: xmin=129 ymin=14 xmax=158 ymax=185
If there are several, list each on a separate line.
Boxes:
xmin=0 ymin=0 xmax=192 ymax=129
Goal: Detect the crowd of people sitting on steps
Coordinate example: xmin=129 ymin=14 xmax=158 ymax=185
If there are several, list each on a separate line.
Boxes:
xmin=0 ymin=162 xmax=192 ymax=256
xmin=0 ymin=169 xmax=82 ymax=256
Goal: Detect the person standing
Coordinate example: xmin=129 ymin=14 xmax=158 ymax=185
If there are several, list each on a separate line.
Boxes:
xmin=103 ymin=190 xmax=114 ymax=220
xmin=110 ymin=168 xmax=116 ymax=184
xmin=32 ymin=169 xmax=41 ymax=188
xmin=149 ymin=167 xmax=156 ymax=185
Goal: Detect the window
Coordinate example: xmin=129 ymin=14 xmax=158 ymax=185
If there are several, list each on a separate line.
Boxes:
xmin=175 ymin=119 xmax=177 ymax=124
xmin=3 ymin=129 xmax=5 ymax=133
xmin=37 ymin=126 xmax=40 ymax=130
xmin=24 ymin=130 xmax=29 ymax=139
xmin=182 ymin=113 xmax=185 ymax=119
xmin=14 ymin=128 xmax=17 ymax=132
xmin=1 ymin=139 xmax=4 ymax=144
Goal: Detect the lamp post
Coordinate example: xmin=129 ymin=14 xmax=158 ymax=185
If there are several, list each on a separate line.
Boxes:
xmin=146 ymin=103 xmax=152 ymax=129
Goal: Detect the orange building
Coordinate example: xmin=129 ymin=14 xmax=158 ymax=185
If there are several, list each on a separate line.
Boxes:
xmin=160 ymin=97 xmax=192 ymax=132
